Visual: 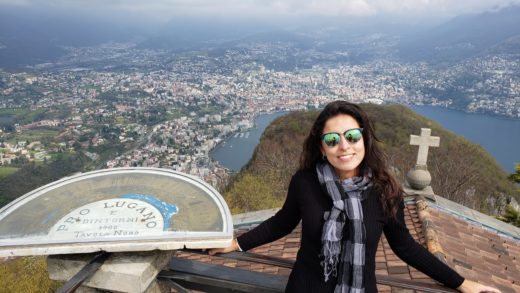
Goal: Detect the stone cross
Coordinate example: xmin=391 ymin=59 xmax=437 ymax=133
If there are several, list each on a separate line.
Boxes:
xmin=410 ymin=128 xmax=440 ymax=166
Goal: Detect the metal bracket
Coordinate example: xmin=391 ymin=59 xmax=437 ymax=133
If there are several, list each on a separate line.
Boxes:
xmin=56 ymin=252 xmax=111 ymax=293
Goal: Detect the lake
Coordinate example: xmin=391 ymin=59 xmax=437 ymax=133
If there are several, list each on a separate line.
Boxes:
xmin=410 ymin=105 xmax=519 ymax=173
xmin=211 ymin=112 xmax=287 ymax=171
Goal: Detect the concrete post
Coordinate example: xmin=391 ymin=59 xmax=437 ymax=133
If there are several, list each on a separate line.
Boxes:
xmin=48 ymin=251 xmax=173 ymax=293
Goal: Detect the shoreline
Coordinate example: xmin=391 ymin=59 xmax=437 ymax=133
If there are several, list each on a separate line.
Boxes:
xmin=209 ymin=111 xmax=287 ymax=171
xmin=409 ymin=104 xmax=519 ymax=172
xmin=403 ymin=102 xmax=520 ymax=121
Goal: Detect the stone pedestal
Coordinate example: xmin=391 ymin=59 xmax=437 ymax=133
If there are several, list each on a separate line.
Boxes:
xmin=405 ymin=165 xmax=436 ymax=201
xmin=403 ymin=181 xmax=436 ymax=201
xmin=406 ymin=165 xmax=431 ymax=190
xmin=48 ymin=250 xmax=173 ymax=293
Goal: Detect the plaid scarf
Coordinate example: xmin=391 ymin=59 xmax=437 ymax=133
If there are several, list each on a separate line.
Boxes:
xmin=316 ymin=163 xmax=372 ymax=293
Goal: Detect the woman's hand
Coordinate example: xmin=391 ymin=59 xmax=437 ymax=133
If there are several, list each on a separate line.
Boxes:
xmin=457 ymin=279 xmax=501 ymax=293
xmin=208 ymin=238 xmax=240 ymax=255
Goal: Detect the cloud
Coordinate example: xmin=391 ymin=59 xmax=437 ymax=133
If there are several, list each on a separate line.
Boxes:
xmin=1 ymin=0 xmax=520 ymax=21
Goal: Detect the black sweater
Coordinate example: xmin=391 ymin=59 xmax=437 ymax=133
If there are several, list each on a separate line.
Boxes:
xmin=237 ymin=169 xmax=464 ymax=293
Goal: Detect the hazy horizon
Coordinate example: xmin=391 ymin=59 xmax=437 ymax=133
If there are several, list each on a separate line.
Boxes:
xmin=1 ymin=0 xmax=520 ymax=74
xmin=1 ymin=0 xmax=520 ymax=29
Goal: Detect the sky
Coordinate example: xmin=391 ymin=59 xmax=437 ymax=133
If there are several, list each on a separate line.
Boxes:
xmin=1 ymin=0 xmax=520 ymax=24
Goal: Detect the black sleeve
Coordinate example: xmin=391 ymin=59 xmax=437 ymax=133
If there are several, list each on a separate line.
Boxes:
xmin=383 ymin=201 xmax=465 ymax=289
xmin=237 ymin=172 xmax=302 ymax=251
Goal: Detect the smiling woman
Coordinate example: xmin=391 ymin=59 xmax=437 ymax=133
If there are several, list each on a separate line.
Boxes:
xmin=209 ymin=100 xmax=501 ymax=293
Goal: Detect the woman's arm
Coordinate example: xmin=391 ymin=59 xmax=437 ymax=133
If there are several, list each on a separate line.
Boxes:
xmin=209 ymin=171 xmax=303 ymax=255
xmin=383 ymin=201 xmax=501 ymax=292
xmin=383 ymin=200 xmax=464 ymax=288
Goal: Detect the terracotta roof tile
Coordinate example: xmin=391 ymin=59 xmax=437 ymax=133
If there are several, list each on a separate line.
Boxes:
xmin=175 ymin=195 xmax=519 ymax=292
xmin=376 ymin=284 xmax=392 ymax=292
xmin=425 ymin=198 xmax=520 ymax=293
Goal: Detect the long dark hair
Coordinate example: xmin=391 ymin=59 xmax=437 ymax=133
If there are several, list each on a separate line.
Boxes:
xmin=300 ymin=100 xmax=403 ymax=217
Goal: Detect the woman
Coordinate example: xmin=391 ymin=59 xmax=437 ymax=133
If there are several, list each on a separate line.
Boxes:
xmin=210 ymin=101 xmax=500 ymax=293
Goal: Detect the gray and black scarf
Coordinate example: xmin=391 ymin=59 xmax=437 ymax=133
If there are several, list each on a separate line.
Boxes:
xmin=316 ymin=162 xmax=372 ymax=293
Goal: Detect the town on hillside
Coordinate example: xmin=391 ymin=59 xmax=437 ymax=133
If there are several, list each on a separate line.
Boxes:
xmin=0 ymin=43 xmax=519 ymax=191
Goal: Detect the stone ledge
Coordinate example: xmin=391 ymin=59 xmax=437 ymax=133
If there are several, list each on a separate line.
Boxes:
xmin=403 ymin=182 xmax=437 ymax=202
xmin=415 ymin=195 xmax=447 ymax=264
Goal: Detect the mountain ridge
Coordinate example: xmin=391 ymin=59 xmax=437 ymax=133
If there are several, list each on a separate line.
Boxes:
xmin=398 ymin=5 xmax=520 ymax=63
xmin=2 ymin=5 xmax=520 ymax=67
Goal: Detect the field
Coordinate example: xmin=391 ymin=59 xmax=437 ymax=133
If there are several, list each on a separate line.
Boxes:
xmin=0 ymin=108 xmax=48 ymax=124
xmin=6 ymin=129 xmax=60 ymax=144
xmin=0 ymin=167 xmax=18 ymax=178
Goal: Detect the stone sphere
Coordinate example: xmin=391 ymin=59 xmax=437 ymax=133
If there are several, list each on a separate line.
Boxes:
xmin=406 ymin=168 xmax=431 ymax=190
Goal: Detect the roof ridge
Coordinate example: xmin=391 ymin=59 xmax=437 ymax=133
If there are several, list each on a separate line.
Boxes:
xmin=415 ymin=195 xmax=448 ymax=264
xmin=430 ymin=196 xmax=520 ymax=243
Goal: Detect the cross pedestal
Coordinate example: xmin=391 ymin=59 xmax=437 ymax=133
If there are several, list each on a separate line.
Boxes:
xmin=404 ymin=168 xmax=436 ymax=201
xmin=405 ymin=128 xmax=440 ymax=200
xmin=47 ymin=251 xmax=174 ymax=293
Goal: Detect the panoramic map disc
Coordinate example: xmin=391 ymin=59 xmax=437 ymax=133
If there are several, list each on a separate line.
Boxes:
xmin=0 ymin=168 xmax=233 ymax=257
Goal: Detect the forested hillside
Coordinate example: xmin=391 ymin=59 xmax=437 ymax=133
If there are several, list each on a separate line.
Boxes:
xmin=0 ymin=154 xmax=88 ymax=207
xmin=224 ymin=104 xmax=518 ymax=215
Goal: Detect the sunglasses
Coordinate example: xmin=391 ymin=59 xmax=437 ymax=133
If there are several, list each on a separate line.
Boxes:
xmin=321 ymin=128 xmax=363 ymax=147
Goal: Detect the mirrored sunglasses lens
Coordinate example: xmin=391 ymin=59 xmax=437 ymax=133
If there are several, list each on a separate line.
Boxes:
xmin=345 ymin=129 xmax=362 ymax=143
xmin=323 ymin=133 xmax=340 ymax=146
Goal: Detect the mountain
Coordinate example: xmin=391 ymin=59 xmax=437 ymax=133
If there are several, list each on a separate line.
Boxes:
xmin=224 ymin=104 xmax=518 ymax=214
xmin=138 ymin=17 xmax=274 ymax=51
xmin=0 ymin=9 xmax=65 ymax=68
xmin=0 ymin=7 xmax=147 ymax=68
xmin=2 ymin=4 xmax=520 ymax=68
xmin=398 ymin=5 xmax=520 ymax=63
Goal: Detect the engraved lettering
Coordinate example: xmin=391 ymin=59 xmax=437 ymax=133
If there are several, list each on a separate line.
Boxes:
xmin=134 ymin=207 xmax=146 ymax=213
xmin=50 ymin=198 xmax=165 ymax=239
xmin=64 ymin=217 xmax=75 ymax=224
xmin=114 ymin=230 xmax=139 ymax=236
xmin=142 ymin=212 xmax=155 ymax=221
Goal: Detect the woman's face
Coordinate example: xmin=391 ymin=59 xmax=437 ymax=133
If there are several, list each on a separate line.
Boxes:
xmin=320 ymin=114 xmax=365 ymax=180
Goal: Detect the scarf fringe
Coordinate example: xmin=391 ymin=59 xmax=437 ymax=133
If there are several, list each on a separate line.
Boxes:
xmin=321 ymin=241 xmax=342 ymax=282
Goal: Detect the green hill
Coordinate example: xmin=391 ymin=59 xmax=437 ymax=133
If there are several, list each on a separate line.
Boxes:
xmin=224 ymin=104 xmax=518 ymax=215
